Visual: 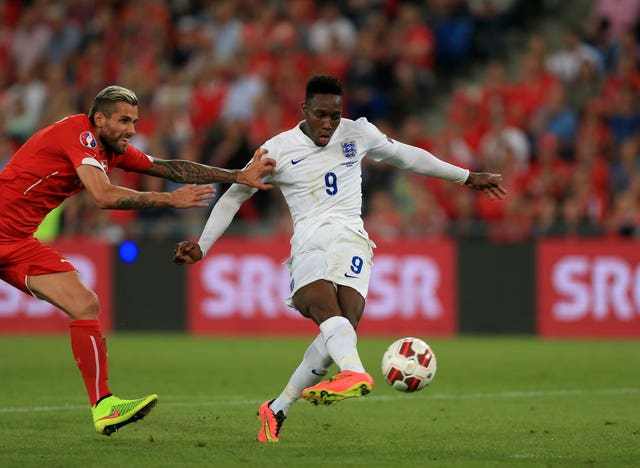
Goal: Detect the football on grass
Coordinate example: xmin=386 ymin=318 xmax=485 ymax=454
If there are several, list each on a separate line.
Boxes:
xmin=381 ymin=337 xmax=437 ymax=392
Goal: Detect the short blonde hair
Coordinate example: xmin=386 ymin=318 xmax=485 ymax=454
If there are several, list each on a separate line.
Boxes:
xmin=88 ymin=85 xmax=138 ymax=124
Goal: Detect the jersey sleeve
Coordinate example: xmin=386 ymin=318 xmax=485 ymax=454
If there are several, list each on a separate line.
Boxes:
xmin=259 ymin=140 xmax=278 ymax=182
xmin=355 ymin=117 xmax=400 ymax=160
xmin=198 ymin=184 xmax=257 ymax=256
xmin=55 ymin=116 xmax=103 ymax=169
xmin=357 ymin=117 xmax=469 ymax=184
xmin=115 ymin=145 xmax=154 ymax=172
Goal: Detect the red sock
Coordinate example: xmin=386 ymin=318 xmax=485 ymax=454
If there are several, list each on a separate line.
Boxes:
xmin=70 ymin=320 xmax=111 ymax=406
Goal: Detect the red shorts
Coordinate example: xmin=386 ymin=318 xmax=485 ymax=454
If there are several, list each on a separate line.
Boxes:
xmin=0 ymin=237 xmax=76 ymax=295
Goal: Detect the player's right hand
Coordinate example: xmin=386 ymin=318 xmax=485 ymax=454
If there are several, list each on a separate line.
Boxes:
xmin=173 ymin=241 xmax=204 ymax=265
xmin=170 ymin=184 xmax=216 ymax=208
xmin=464 ymin=172 xmax=507 ymax=200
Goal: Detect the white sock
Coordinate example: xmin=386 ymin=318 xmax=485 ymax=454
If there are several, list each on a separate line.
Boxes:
xmin=269 ymin=334 xmax=333 ymax=415
xmin=319 ymin=316 xmax=365 ymax=373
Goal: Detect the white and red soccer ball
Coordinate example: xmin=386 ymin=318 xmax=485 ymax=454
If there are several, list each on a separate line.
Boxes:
xmin=381 ymin=337 xmax=437 ymax=392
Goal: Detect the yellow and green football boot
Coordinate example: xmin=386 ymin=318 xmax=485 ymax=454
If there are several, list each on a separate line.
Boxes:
xmin=92 ymin=394 xmax=158 ymax=436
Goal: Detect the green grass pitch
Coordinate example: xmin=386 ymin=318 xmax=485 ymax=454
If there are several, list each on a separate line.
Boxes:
xmin=0 ymin=334 xmax=638 ymax=467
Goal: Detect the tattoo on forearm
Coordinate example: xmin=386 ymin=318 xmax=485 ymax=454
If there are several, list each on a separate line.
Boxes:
xmin=147 ymin=160 xmax=237 ymax=184
xmin=115 ymin=195 xmax=160 ymax=209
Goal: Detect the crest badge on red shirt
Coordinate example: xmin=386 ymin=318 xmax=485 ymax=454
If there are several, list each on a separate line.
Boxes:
xmin=79 ymin=131 xmax=97 ymax=148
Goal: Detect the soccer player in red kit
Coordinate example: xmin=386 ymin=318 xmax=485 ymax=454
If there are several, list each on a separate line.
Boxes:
xmin=0 ymin=85 xmax=275 ymax=436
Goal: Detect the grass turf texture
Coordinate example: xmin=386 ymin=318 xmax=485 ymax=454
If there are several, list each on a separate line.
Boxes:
xmin=0 ymin=335 xmax=638 ymax=467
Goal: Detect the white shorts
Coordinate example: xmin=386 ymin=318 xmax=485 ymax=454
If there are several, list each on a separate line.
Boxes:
xmin=285 ymin=223 xmax=375 ymax=309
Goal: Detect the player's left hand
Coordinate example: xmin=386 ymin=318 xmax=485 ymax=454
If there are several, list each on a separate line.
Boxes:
xmin=236 ymin=148 xmax=276 ymax=190
xmin=464 ymin=172 xmax=507 ymax=200
xmin=173 ymin=241 xmax=204 ymax=265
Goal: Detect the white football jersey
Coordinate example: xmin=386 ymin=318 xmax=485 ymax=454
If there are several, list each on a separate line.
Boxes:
xmin=262 ymin=117 xmax=395 ymax=252
xmin=197 ymin=117 xmax=468 ymax=257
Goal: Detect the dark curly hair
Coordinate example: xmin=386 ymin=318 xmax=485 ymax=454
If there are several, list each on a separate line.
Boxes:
xmin=305 ymin=75 xmax=343 ymax=103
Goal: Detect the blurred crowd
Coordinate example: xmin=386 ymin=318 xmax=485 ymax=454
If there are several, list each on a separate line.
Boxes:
xmin=1 ymin=0 xmax=639 ymax=242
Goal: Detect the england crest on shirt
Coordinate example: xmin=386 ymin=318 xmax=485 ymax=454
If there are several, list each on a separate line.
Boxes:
xmin=342 ymin=140 xmax=357 ymax=159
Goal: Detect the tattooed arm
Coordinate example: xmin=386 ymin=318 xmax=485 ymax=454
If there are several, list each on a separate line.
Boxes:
xmin=144 ymin=159 xmax=238 ymax=184
xmin=76 ymin=165 xmax=215 ymax=210
xmin=144 ymin=149 xmax=275 ymax=189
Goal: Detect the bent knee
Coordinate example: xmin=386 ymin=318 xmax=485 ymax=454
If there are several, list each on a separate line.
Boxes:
xmin=69 ymin=290 xmax=100 ymax=320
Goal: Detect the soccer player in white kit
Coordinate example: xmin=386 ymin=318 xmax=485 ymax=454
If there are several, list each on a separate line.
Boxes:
xmin=173 ymin=76 xmax=506 ymax=443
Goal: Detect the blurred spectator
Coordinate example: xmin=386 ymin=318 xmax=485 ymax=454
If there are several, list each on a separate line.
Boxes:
xmin=242 ymin=1 xmax=301 ymax=63
xmin=152 ymin=68 xmax=192 ymax=115
xmin=478 ymin=107 xmax=530 ymax=175
xmin=476 ymin=59 xmax=512 ymax=121
xmin=396 ymin=114 xmax=435 ymax=152
xmin=386 ymin=4 xmax=437 ymax=119
xmin=566 ymin=59 xmax=603 ymax=114
xmin=219 ymin=54 xmax=267 ymax=123
xmin=430 ymin=0 xmax=474 ymax=72
xmin=403 ymin=180 xmax=448 ymax=238
xmin=10 ymin=4 xmax=51 ymax=72
xmin=39 ymin=62 xmax=79 ymax=127
xmin=270 ymin=50 xmax=310 ymax=117
xmin=343 ymin=28 xmax=391 ymax=120
xmin=574 ymin=99 xmax=613 ymax=157
xmin=247 ymin=88 xmax=298 ymax=150
xmin=573 ymin=134 xmax=610 ymax=196
xmin=589 ymin=0 xmax=640 ymax=45
xmin=526 ymin=32 xmax=549 ymax=61
xmin=510 ymin=42 xmax=558 ymax=126
xmin=363 ymin=189 xmax=404 ymax=241
xmin=529 ymin=82 xmax=578 ymax=160
xmin=600 ymin=53 xmax=640 ymax=102
xmin=532 ymin=195 xmax=562 ymax=237
xmin=556 ymin=194 xmax=604 ymax=237
xmin=605 ymin=86 xmax=640 ymax=145
xmin=608 ymin=27 xmax=640 ymax=75
xmin=43 ymin=4 xmax=81 ymax=65
xmin=315 ymin=33 xmax=351 ymax=82
xmin=466 ymin=0 xmax=517 ymax=60
xmin=547 ymin=26 xmax=603 ymax=86
xmin=487 ymin=192 xmax=533 ymax=242
xmin=148 ymin=69 xmax=195 ymax=157
xmin=447 ymin=189 xmax=488 ymax=238
xmin=308 ymin=1 xmax=357 ymax=55
xmin=609 ymin=136 xmax=640 ymax=193
xmin=606 ymin=190 xmax=640 ymax=236
xmin=566 ymin=164 xmax=608 ymax=227
xmin=170 ymin=17 xmax=207 ymax=70
xmin=524 ymin=133 xmax=572 ymax=201
xmin=2 ymin=64 xmax=46 ymax=143
xmin=428 ymin=118 xmax=476 ymax=169
xmin=204 ymin=1 xmax=243 ymax=63
xmin=391 ymin=3 xmax=435 ymax=73
xmin=189 ymin=63 xmax=228 ymax=134
xmin=446 ymin=87 xmax=487 ymax=154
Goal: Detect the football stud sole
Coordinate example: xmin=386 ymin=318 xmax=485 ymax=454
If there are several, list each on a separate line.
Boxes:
xmin=304 ymin=383 xmax=372 ymax=406
xmin=102 ymin=399 xmax=158 ymax=436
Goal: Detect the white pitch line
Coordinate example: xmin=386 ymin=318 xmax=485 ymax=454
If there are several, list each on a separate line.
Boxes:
xmin=1 ymin=387 xmax=638 ymax=414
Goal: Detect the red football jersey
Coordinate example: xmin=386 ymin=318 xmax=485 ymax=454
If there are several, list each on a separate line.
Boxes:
xmin=0 ymin=114 xmax=153 ymax=239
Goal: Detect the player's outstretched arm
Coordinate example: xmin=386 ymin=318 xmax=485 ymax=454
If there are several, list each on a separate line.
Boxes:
xmin=77 ymin=165 xmax=216 ymax=209
xmin=143 ymin=148 xmax=275 ymax=189
xmin=173 ymin=241 xmax=203 ymax=265
xmin=464 ymin=172 xmax=507 ymax=200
